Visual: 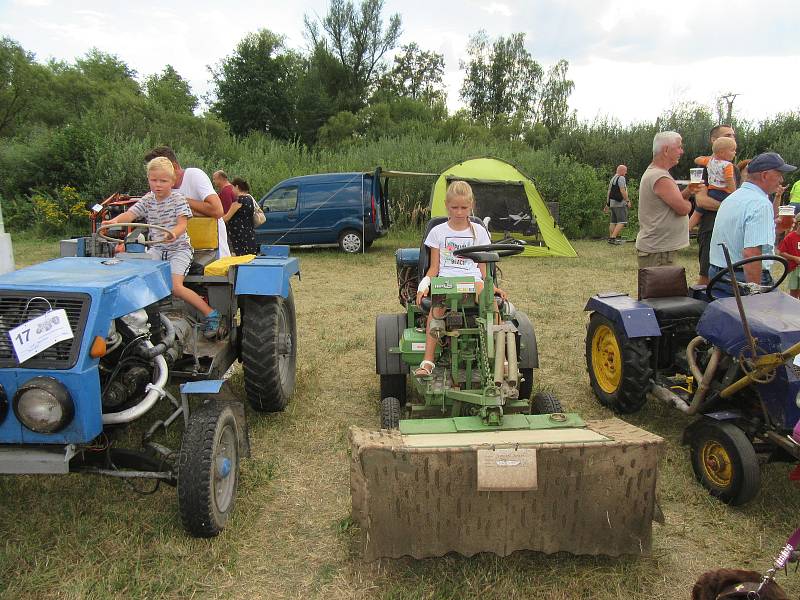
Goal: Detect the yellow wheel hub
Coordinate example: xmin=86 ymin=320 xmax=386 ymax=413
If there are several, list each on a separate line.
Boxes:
xmin=591 ymin=324 xmax=621 ymax=394
xmin=701 ymin=441 xmax=733 ymax=488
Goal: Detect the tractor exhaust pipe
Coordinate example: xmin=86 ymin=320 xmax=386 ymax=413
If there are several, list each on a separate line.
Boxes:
xmin=493 ymin=330 xmax=506 ymax=386
xmin=506 ymin=331 xmax=518 ymax=387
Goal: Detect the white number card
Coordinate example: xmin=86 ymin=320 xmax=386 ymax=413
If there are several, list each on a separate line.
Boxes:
xmin=9 ymin=309 xmax=74 ymax=363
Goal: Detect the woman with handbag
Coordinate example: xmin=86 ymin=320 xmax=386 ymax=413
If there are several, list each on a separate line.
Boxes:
xmin=223 ymin=177 xmax=261 ymax=255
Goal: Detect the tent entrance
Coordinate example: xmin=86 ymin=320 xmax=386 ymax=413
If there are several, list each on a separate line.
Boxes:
xmin=447 ymin=177 xmax=548 ymax=246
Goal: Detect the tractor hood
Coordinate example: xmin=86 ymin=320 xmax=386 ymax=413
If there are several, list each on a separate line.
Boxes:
xmin=0 ymin=257 xmax=172 ymax=320
xmin=697 ymin=292 xmax=800 ymax=355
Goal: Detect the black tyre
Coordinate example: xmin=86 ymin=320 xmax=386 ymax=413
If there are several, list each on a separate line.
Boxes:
xmin=689 ymin=421 xmax=761 ymax=505
xmin=586 ymin=313 xmax=652 ymax=414
xmin=532 ymin=392 xmax=563 ymax=414
xmin=518 ymin=368 xmax=534 ymax=401
xmin=241 ymin=289 xmax=297 ymax=412
xmin=177 ymin=402 xmax=240 ymax=537
xmin=338 ymin=229 xmax=363 ymax=253
xmin=380 ymin=396 xmax=401 ymax=429
xmin=380 ymin=375 xmax=406 ymax=405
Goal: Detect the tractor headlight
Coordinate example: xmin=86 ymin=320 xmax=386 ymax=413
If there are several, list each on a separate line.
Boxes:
xmin=13 ymin=377 xmax=74 ymax=433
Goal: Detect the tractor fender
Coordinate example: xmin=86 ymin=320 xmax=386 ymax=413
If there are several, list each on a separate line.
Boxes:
xmin=513 ymin=311 xmax=539 ymax=369
xmin=584 ymin=293 xmax=661 ymax=339
xmin=234 ymin=246 xmax=300 ymax=299
xmin=681 ymin=412 xmax=744 ymax=446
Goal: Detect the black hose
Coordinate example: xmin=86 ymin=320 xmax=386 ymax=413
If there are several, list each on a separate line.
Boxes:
xmin=135 ymin=314 xmax=175 ymax=359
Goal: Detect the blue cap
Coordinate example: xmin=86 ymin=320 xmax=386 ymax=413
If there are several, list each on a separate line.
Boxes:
xmin=747 ymin=152 xmax=796 ymax=173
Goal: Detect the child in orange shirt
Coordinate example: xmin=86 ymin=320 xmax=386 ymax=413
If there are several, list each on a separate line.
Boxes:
xmin=688 ymin=136 xmax=737 ymax=230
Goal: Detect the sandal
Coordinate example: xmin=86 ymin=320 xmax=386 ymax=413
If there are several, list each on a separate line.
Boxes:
xmin=415 ymin=360 xmax=435 ymax=377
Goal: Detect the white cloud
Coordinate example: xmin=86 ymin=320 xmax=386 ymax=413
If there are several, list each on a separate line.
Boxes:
xmin=480 ymin=3 xmax=512 ymax=17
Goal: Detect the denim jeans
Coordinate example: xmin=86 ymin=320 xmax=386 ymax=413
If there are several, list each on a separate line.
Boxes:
xmin=707 ymin=264 xmax=774 ymax=298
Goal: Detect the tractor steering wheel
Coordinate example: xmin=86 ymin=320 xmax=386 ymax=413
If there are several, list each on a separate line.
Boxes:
xmin=96 ymin=222 xmax=177 ymax=247
xmin=452 ymin=243 xmax=524 ymax=262
xmin=706 ymin=254 xmax=789 ymax=300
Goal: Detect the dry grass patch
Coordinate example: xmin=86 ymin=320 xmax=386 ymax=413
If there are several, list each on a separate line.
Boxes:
xmin=1 ymin=234 xmax=799 ymax=599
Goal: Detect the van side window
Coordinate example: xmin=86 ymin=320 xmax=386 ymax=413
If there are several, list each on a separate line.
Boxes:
xmin=262 ymin=186 xmax=298 ymax=212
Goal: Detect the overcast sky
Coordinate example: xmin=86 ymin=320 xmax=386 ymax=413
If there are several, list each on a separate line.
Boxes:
xmin=2 ymin=0 xmax=799 ymax=125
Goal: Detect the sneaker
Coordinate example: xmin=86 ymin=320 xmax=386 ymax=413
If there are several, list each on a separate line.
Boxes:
xmin=202 ymin=309 xmax=222 ymax=339
xmin=607 ymin=237 xmax=617 ymax=244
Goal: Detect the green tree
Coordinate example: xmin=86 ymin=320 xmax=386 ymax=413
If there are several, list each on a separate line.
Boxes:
xmin=0 ymin=37 xmax=48 ymax=135
xmin=379 ymin=43 xmax=445 ymax=106
xmin=304 ymin=0 xmax=401 ymax=111
xmin=209 ymin=29 xmax=303 ymax=139
xmin=459 ymin=31 xmax=543 ymax=125
xmin=145 ymin=65 xmax=197 ymax=115
xmin=535 ymin=59 xmax=574 ymax=134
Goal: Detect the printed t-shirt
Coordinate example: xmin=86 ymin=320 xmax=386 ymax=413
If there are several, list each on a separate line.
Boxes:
xmin=128 ymin=191 xmax=193 ymax=252
xmin=696 ymin=156 xmax=734 ymax=192
xmin=424 ymin=221 xmax=491 ymax=281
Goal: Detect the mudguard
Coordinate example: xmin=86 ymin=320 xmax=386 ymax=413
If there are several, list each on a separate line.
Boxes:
xmin=513 ymin=311 xmax=539 ymax=369
xmin=234 ymin=246 xmax=300 ymax=298
xmin=584 ymin=293 xmax=661 ymax=339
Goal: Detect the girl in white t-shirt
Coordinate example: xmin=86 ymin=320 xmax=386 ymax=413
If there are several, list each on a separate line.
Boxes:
xmin=414 ymin=181 xmax=506 ymax=376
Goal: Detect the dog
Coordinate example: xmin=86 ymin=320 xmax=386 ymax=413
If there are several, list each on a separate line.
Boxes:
xmin=691 ymin=568 xmax=789 ymax=600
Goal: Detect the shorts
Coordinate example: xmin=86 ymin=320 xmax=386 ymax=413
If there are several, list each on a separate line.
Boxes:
xmin=609 ymin=206 xmax=628 ymax=225
xmin=149 ymin=246 xmax=194 ymax=276
xmin=788 ymin=267 xmax=800 ymax=290
xmin=636 ymin=250 xmax=676 ymax=268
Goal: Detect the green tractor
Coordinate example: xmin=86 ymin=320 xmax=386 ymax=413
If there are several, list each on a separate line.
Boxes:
xmin=358 ymin=217 xmax=664 ymax=560
xmin=376 ymin=217 xmax=565 ymax=432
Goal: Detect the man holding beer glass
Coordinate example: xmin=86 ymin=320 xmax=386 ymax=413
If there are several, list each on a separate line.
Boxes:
xmin=708 ymin=152 xmax=797 ymax=296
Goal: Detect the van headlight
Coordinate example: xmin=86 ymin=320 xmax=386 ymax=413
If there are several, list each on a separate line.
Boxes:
xmin=13 ymin=377 xmax=74 ymax=433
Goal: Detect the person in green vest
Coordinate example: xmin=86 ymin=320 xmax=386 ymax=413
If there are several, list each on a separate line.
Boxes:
xmin=789 ymin=179 xmax=800 ymax=214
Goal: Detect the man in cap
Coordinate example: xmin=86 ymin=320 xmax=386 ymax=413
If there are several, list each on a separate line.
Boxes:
xmin=708 ymin=152 xmax=797 ymax=295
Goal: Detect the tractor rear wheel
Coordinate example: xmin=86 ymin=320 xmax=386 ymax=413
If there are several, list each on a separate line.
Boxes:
xmin=178 ymin=402 xmax=240 ymax=537
xmin=586 ymin=313 xmax=652 ymax=414
xmin=376 ymin=314 xmax=408 ymax=404
xmin=241 ymin=289 xmax=297 ymax=412
xmin=532 ymin=392 xmax=563 ymax=414
xmin=689 ymin=420 xmax=761 ymax=505
xmin=380 ymin=396 xmax=401 ymax=429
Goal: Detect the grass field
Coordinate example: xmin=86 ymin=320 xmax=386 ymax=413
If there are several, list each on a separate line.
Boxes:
xmin=2 ymin=232 xmax=800 ymax=599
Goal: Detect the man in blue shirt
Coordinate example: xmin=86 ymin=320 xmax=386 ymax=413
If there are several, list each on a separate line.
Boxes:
xmin=709 ymin=152 xmax=796 ymax=296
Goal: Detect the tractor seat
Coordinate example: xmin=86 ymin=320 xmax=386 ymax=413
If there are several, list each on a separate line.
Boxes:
xmin=637 ymin=265 xmax=708 ymax=325
xmin=640 ymin=296 xmax=708 ymax=324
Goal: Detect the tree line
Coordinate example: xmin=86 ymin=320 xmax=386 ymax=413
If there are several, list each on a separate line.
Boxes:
xmin=1 ymin=0 xmax=799 ymax=238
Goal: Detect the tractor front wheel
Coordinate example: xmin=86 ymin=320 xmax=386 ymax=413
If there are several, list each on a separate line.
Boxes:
xmin=241 ymin=289 xmax=297 ymax=412
xmin=689 ymin=420 xmax=761 ymax=505
xmin=532 ymin=392 xmax=563 ymax=414
xmin=178 ymin=402 xmax=240 ymax=537
xmin=380 ymin=396 xmax=401 ymax=429
xmin=586 ymin=313 xmax=652 ymax=414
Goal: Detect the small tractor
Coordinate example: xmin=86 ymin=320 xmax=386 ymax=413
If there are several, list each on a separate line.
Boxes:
xmin=354 ymin=217 xmax=664 ymax=560
xmin=0 ymin=214 xmax=299 ymax=537
xmin=585 ymin=251 xmax=800 ymax=505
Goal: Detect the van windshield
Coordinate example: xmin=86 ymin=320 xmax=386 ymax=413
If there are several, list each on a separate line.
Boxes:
xmin=262 ymin=186 xmax=298 ymax=212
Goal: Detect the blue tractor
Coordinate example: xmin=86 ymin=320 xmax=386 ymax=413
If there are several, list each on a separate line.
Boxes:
xmin=0 ymin=223 xmax=299 ymax=537
xmin=584 ymin=254 xmax=800 ymax=505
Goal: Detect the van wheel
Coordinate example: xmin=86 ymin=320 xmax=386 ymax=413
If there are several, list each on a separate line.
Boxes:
xmin=339 ymin=229 xmax=363 ymax=253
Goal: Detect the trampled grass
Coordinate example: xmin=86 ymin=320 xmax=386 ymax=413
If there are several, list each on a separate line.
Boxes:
xmin=1 ymin=233 xmax=799 ymax=599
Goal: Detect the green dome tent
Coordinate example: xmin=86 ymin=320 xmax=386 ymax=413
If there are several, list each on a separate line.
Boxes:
xmin=430 ymin=157 xmax=577 ymax=258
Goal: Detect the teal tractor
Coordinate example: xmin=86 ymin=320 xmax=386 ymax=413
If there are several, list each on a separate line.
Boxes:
xmin=375 ymin=217 xmax=564 ymax=431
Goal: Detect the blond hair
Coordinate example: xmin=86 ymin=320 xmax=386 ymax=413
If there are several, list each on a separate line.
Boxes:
xmin=146 ymin=156 xmax=175 ymax=177
xmin=445 ymin=180 xmax=477 ymax=240
xmin=712 ymin=136 xmax=736 ymax=155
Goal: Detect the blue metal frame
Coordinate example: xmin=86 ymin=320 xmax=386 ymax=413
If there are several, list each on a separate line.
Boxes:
xmin=0 ymin=257 xmax=172 ymax=444
xmin=234 ymin=246 xmax=300 ymax=298
xmin=584 ymin=293 xmax=661 ymax=338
